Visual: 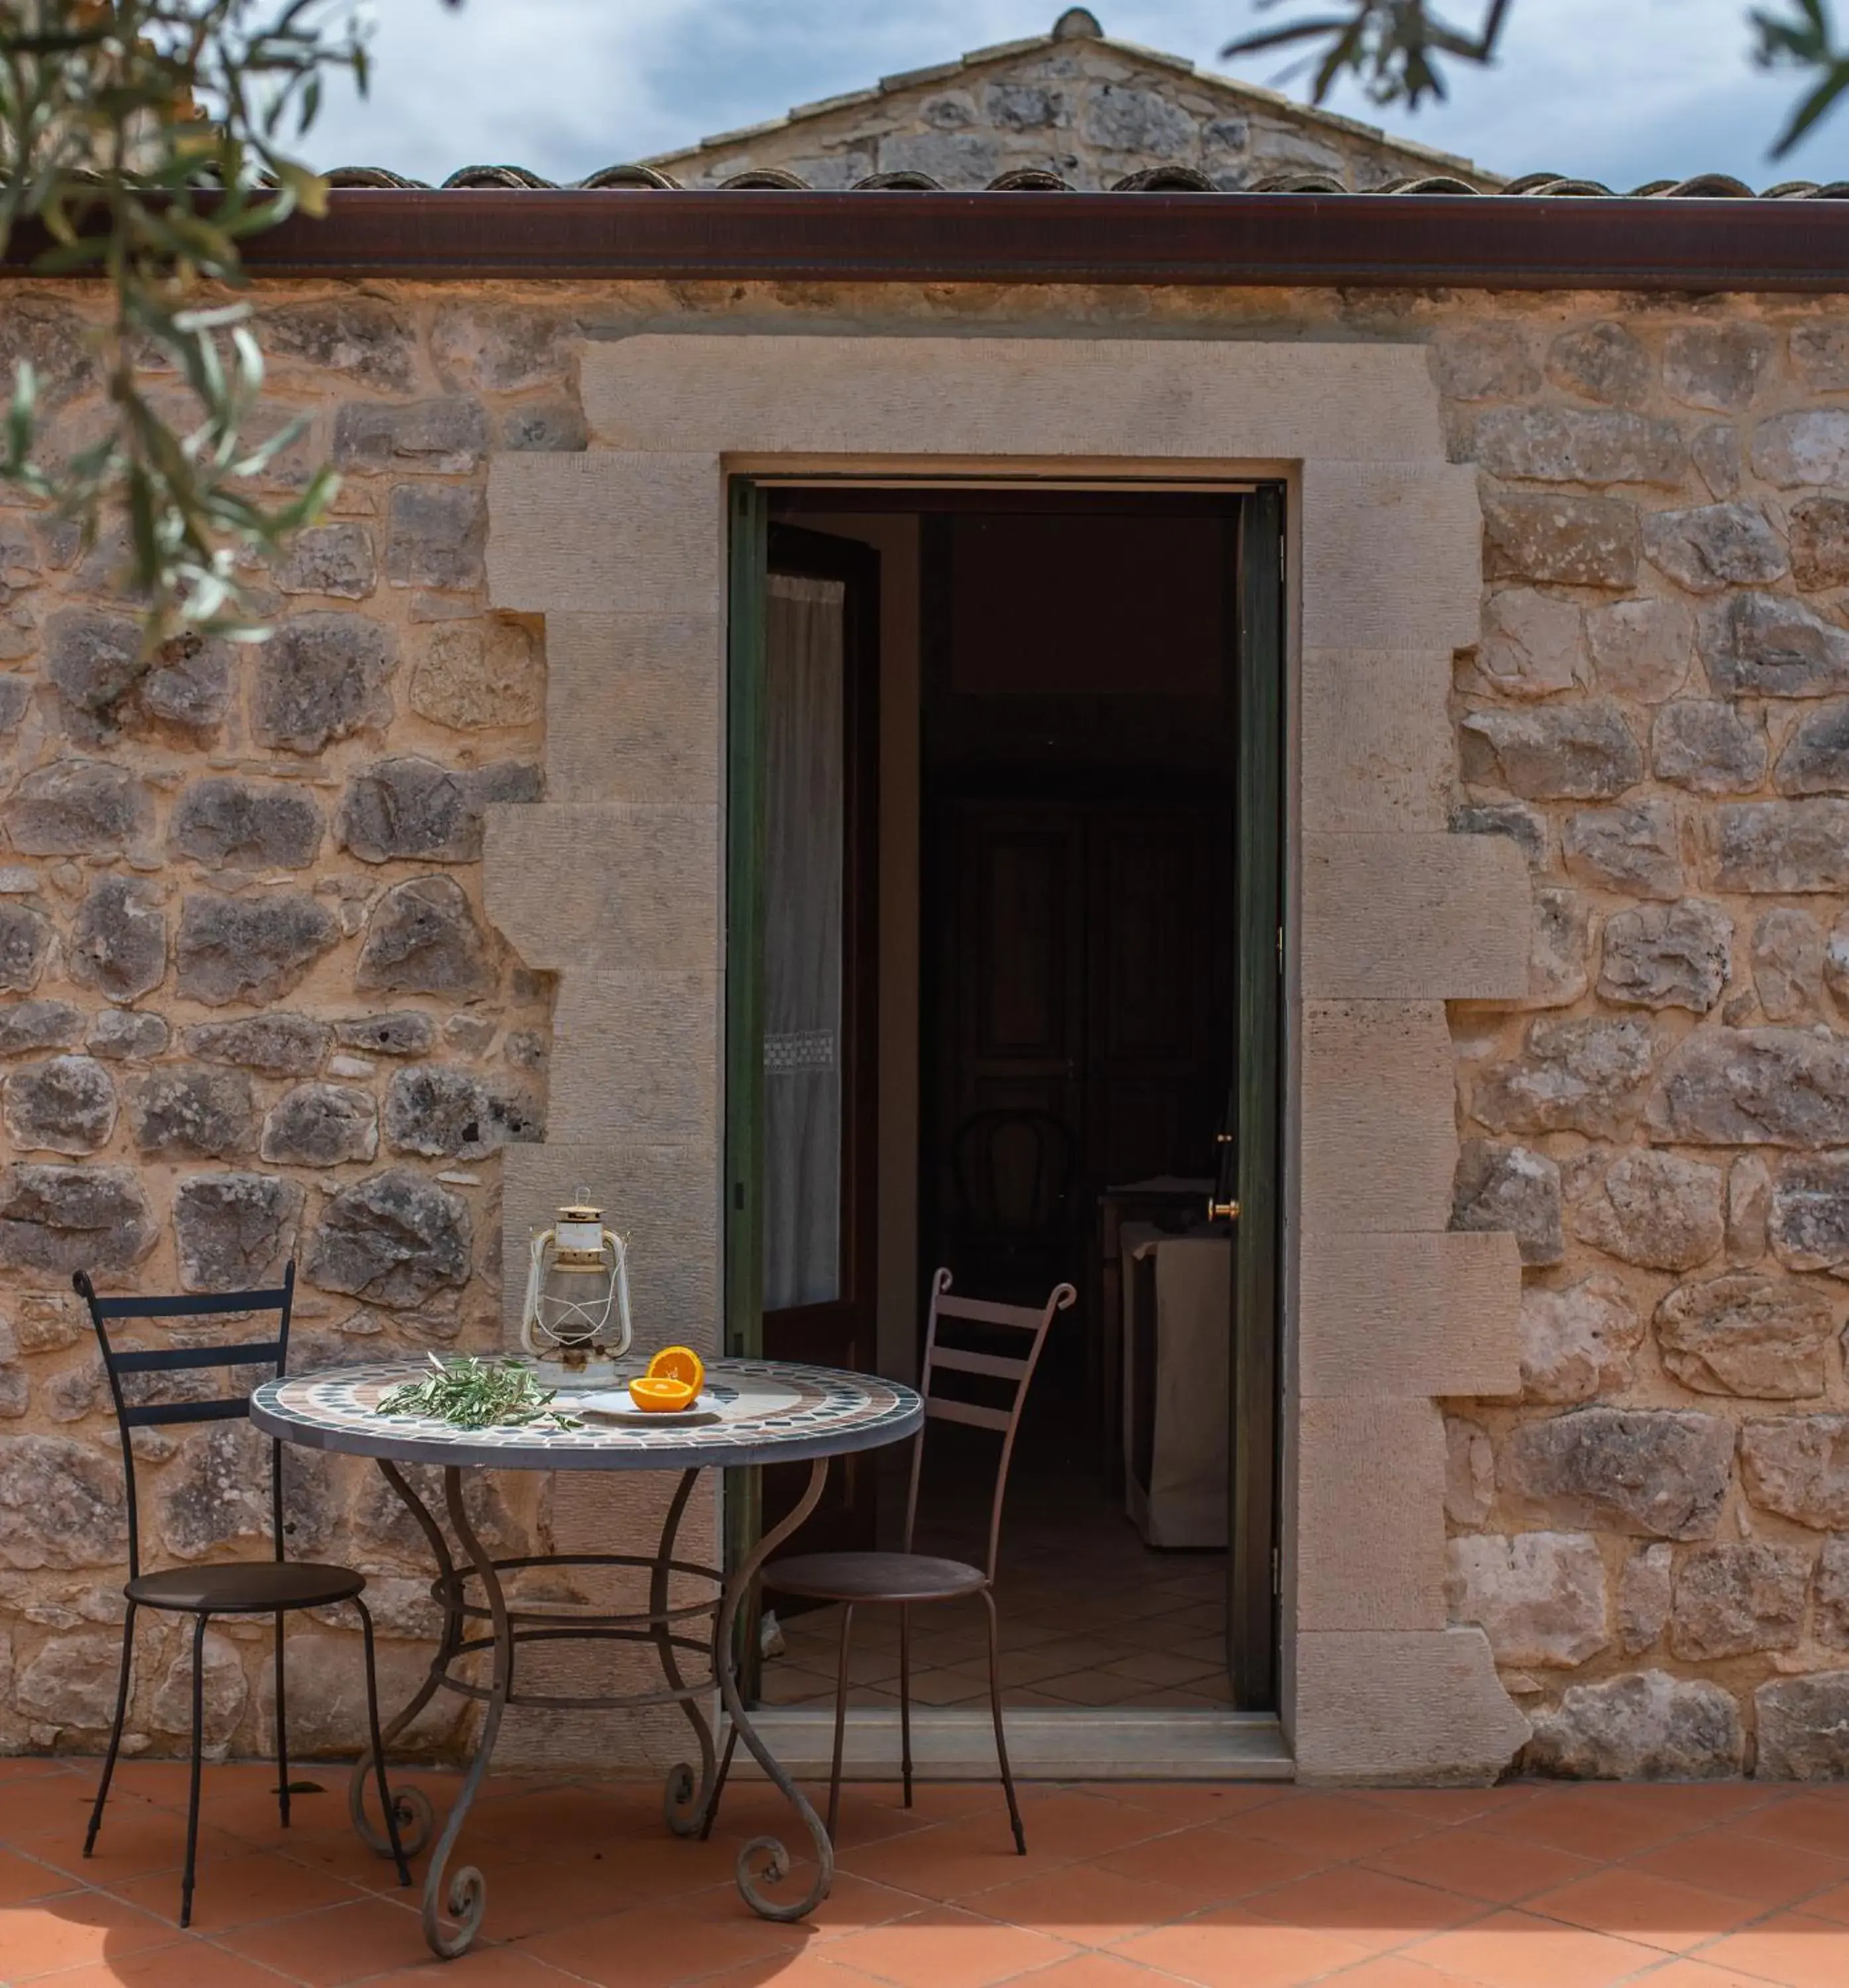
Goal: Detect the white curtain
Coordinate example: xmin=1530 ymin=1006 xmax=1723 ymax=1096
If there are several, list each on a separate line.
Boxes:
xmin=763 ymin=573 xmax=845 ymax=1311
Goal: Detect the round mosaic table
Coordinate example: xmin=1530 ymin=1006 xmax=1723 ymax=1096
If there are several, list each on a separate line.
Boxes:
xmin=249 ymin=1357 xmax=922 ymax=1959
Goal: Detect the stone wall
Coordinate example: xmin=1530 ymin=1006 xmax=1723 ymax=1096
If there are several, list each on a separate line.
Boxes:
xmin=1435 ymin=305 xmax=1849 ymax=1780
xmin=644 ymin=14 xmax=1494 ymax=192
xmin=6 ymin=270 xmax=1849 ymax=1779
xmin=0 ymin=286 xmax=560 ymax=1758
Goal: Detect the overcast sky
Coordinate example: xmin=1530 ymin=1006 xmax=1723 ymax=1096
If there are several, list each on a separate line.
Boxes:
xmin=304 ymin=0 xmax=1849 ymax=192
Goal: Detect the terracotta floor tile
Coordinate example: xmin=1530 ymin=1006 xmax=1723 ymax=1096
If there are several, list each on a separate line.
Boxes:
xmin=996 ymin=1956 xmax=1200 ymax=1988
xmin=836 ymin=1830 xmax=1066 ymax=1903
xmin=1635 ymin=1965 xmax=1820 ymax=1988
xmin=1240 ymin=1866 xmax=1482 ymax=1950
xmin=368 ymin=1946 xmax=606 ymax=1986
xmin=967 ymin=1863 xmax=1203 ymax=1944
xmin=215 ymin=1895 xmax=434 ymax=1986
xmin=0 ymin=1845 xmax=82 ymax=1907
xmin=1738 ymin=1798 xmax=1849 ymax=1861
xmin=1477 ymin=1789 xmax=1699 ymax=1863
xmin=107 ymin=1849 xmax=368 ymax=1933
xmin=1697 ymin=1911 xmax=1849 ymax=1988
xmin=1007 ymin=1792 xmax=1169 ymax=1863
xmin=1349 ymin=1787 xmax=1541 ymax=1828
xmin=1361 ymin=1826 xmax=1602 ymax=1907
xmin=1113 ymin=1905 xmax=1376 ymax=1987
xmin=1793 ymin=1879 xmax=1849 ymax=1926
xmin=1096 ymin=1825 xmax=1330 ymax=1902
xmin=1520 ymin=1867 xmax=1757 ymax=1952
xmin=1237 ymin=1796 xmax=1435 ymax=1862
xmin=0 ymin=1891 xmax=182 ymax=1979
xmin=1319 ymin=1960 xmax=1490 ymax=1988
xmin=522 ymin=1900 xmax=805 ymax=1988
xmin=38 ymin=1942 xmax=302 ymax=1987
xmin=1109 ymin=1787 xmax=1290 ymax=1829
xmin=823 ymin=1905 xmax=1080 ymax=1988
xmin=30 ymin=1799 xmax=248 ymax=1888
xmin=1399 ymin=1907 xmax=1669 ymax=1988
xmin=1626 ymin=1827 xmax=1849 ymax=1910
xmin=689 ymin=1958 xmax=916 ymax=1988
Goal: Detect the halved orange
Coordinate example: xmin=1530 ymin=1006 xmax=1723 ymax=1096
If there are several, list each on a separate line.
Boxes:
xmin=647 ymin=1345 xmax=705 ymax=1395
xmin=628 ymin=1374 xmax=697 ymax=1413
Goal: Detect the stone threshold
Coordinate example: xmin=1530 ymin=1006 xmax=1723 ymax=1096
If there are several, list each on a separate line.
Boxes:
xmin=736 ymin=1707 xmax=1294 ymax=1782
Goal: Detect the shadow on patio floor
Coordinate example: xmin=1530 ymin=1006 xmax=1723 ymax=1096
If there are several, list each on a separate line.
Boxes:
xmin=2 ymin=1754 xmax=1848 ymax=1985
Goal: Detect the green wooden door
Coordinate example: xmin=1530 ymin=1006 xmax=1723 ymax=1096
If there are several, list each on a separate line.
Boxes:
xmin=1223 ymin=483 xmax=1284 ymax=1710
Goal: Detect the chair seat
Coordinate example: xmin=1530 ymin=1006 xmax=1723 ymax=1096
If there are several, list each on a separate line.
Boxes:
xmin=127 ymin=1561 xmax=365 ymax=1614
xmin=767 ymin=1551 xmax=987 ymax=1604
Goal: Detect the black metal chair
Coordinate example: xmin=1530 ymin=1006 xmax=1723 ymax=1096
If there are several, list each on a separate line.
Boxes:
xmin=73 ymin=1264 xmax=410 ymax=1927
xmin=763 ymin=1268 xmax=1076 ymax=1851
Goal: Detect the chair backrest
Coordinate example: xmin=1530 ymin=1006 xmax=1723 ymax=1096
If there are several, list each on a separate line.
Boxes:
xmin=73 ymin=1263 xmax=296 ymax=1583
xmin=903 ymin=1266 xmax=1076 ymax=1582
xmin=950 ymin=1110 xmax=1075 ymax=1246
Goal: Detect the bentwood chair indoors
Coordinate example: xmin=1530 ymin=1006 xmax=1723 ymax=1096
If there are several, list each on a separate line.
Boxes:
xmin=763 ymin=1268 xmax=1077 ymax=1851
xmin=73 ymin=1264 xmax=410 ymax=1927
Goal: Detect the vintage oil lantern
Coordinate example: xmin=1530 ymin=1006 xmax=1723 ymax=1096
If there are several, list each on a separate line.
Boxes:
xmin=518 ymin=1193 xmax=634 ymax=1380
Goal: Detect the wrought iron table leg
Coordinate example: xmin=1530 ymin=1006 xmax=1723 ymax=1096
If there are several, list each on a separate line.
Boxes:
xmin=711 ymin=1455 xmax=834 ymax=1921
xmin=404 ymin=1466 xmax=512 ymax=1960
xmin=650 ymin=1466 xmax=718 ymax=1836
xmin=348 ymin=1459 xmax=459 ymax=1863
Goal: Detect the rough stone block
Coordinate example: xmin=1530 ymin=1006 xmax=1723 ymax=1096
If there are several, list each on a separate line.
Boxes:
xmin=1452 ymin=1139 xmax=1563 ymax=1268
xmin=1573 ymin=1149 xmax=1725 ymax=1272
xmin=170 ymin=779 xmax=325 ymax=871
xmin=1756 ymin=1672 xmax=1849 ymax=1779
xmin=356 ymin=877 xmax=493 ymax=997
xmin=1670 ymin=1543 xmax=1808 ymax=1660
xmin=1473 ymin=1015 xmax=1657 ymax=1141
xmin=1504 ymin=1407 xmax=1733 ymax=1540
xmin=176 ymin=892 xmax=339 ymax=1007
xmin=1527 ymin=1671 xmax=1743 ymax=1779
xmin=68 ymin=876 xmax=166 ymax=1003
xmin=1655 ymin=1273 xmax=1834 ymax=1398
xmin=1446 ymin=1533 xmax=1609 ymax=1667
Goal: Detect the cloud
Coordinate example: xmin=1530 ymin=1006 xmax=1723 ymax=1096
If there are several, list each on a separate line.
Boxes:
xmin=306 ymin=0 xmax=1849 ymax=188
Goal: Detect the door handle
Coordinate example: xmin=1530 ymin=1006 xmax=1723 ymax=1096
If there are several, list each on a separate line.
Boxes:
xmin=1208 ymin=1199 xmax=1240 ymax=1221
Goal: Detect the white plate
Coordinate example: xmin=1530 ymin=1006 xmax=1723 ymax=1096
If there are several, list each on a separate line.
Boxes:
xmin=573 ymin=1389 xmax=721 ymax=1427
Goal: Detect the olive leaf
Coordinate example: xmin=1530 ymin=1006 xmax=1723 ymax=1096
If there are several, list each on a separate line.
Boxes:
xmin=375 ymin=1353 xmax=584 ymax=1434
xmin=0 ymin=3 xmax=452 ymax=647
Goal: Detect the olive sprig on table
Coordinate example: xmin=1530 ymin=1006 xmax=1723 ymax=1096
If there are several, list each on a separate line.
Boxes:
xmin=374 ymin=1354 xmax=583 ymax=1433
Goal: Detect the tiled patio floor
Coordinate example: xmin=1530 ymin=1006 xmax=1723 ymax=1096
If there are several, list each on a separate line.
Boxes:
xmin=5 ymin=1756 xmax=1849 ymax=1987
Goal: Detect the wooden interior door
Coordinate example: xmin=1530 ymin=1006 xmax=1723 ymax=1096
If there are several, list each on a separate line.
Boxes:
xmin=756 ymin=522 xmax=881 ymax=1560
xmin=929 ymin=801 xmax=1229 ymax=1311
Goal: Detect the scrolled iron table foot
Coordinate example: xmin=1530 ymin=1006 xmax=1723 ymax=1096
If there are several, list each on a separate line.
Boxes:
xmin=709 ymin=1455 xmax=836 ymax=1920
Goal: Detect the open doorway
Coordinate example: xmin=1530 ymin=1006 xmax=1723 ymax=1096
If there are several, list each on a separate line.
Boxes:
xmin=728 ymin=480 xmax=1283 ymax=1726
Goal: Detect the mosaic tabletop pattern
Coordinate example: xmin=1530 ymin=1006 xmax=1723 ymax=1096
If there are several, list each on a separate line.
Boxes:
xmin=249 ymin=1357 xmax=922 ymax=1471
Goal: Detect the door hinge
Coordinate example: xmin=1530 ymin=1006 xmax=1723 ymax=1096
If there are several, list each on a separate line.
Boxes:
xmin=1272 ymin=1546 xmax=1282 ymax=1596
xmin=1276 ymin=924 xmax=1284 ymax=975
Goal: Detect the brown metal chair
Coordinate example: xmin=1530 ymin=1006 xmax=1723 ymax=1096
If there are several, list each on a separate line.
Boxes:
xmin=74 ymin=1264 xmax=410 ymax=1928
xmin=764 ymin=1268 xmax=1077 ymax=1850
